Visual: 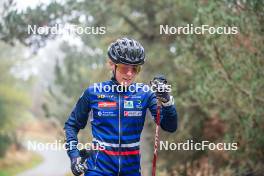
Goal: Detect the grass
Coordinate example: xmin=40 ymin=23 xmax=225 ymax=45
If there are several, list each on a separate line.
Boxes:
xmin=65 ymin=172 xmax=73 ymax=176
xmin=0 ymin=152 xmax=43 ymax=176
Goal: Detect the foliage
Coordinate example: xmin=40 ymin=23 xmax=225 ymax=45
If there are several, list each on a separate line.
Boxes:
xmin=0 ymin=42 xmax=31 ymax=157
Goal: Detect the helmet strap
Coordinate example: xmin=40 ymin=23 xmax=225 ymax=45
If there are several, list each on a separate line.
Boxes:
xmin=111 ymin=65 xmax=120 ymax=85
xmin=114 ymin=64 xmax=117 ymax=79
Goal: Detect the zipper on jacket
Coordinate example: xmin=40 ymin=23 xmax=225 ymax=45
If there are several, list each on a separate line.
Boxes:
xmin=94 ymin=150 xmax=99 ymax=170
xmin=118 ymin=93 xmax=121 ymax=175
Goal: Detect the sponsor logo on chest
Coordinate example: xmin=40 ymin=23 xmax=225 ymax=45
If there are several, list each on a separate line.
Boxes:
xmin=124 ymin=95 xmax=142 ymax=99
xmin=97 ymin=111 xmax=117 ymax=117
xmin=98 ymin=102 xmax=117 ymax=108
xmin=124 ymin=111 xmax=142 ymax=117
xmin=134 ymin=100 xmax=142 ymax=109
xmin=124 ymin=100 xmax=134 ymax=108
xmin=97 ymin=94 xmax=115 ymax=99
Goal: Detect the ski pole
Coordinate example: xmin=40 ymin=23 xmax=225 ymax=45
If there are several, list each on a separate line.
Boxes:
xmin=152 ymin=99 xmax=161 ymax=176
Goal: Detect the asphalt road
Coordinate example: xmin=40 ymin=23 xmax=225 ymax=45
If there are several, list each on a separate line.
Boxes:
xmin=16 ymin=147 xmax=71 ymax=176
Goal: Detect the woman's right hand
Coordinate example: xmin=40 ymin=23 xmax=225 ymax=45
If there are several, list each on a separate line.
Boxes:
xmin=71 ymin=157 xmax=88 ymax=176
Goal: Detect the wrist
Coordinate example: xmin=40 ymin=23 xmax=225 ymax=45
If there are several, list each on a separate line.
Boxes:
xmin=68 ymin=149 xmax=80 ymax=160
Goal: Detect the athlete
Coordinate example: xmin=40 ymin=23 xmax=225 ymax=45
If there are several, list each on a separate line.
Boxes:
xmin=64 ymin=37 xmax=178 ymax=176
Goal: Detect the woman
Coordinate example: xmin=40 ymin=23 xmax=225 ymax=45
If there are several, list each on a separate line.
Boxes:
xmin=64 ymin=37 xmax=178 ymax=176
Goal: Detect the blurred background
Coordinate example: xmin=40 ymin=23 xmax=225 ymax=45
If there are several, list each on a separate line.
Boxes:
xmin=0 ymin=0 xmax=263 ymax=175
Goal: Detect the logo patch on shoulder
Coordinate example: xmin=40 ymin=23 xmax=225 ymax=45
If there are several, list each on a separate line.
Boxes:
xmin=98 ymin=102 xmax=117 ymax=108
xmin=124 ymin=100 xmax=134 ymax=108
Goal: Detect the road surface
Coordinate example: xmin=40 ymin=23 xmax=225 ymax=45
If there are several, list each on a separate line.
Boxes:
xmin=17 ymin=145 xmax=71 ymax=176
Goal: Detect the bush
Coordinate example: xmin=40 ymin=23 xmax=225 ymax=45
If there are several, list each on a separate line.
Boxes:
xmin=0 ymin=134 xmax=11 ymax=158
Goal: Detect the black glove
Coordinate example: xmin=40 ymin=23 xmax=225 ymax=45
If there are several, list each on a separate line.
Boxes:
xmin=71 ymin=157 xmax=88 ymax=176
xmin=150 ymin=74 xmax=171 ymax=103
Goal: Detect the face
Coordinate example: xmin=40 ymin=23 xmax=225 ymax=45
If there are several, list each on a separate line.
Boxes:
xmin=110 ymin=62 xmax=141 ymax=86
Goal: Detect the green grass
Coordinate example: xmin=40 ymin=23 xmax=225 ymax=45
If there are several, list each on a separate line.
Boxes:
xmin=0 ymin=153 xmax=43 ymax=176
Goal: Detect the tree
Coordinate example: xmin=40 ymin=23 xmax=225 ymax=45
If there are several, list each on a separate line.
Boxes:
xmin=0 ymin=42 xmax=31 ymax=157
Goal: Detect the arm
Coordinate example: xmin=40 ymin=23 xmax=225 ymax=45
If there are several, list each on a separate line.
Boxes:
xmin=64 ymin=89 xmax=91 ymax=159
xmin=148 ymin=92 xmax=178 ymax=132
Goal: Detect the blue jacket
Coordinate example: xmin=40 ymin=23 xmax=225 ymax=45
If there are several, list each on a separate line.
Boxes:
xmin=64 ymin=79 xmax=178 ymax=176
